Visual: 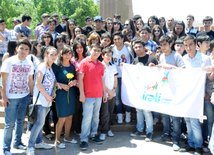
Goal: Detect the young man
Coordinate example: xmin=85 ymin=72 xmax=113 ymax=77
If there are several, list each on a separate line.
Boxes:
xmin=61 ymin=15 xmax=69 ymax=25
xmin=186 ymin=14 xmax=199 ymax=37
xmin=85 ymin=16 xmax=93 ymax=27
xmin=93 ymin=15 xmax=106 ymax=37
xmin=1 ymin=39 xmax=34 ymax=155
xmin=139 ymin=26 xmax=157 ymax=53
xmin=14 ymin=14 xmax=32 ymax=40
xmin=132 ymin=14 xmax=142 ymax=28
xmin=197 ymin=35 xmax=211 ymax=55
xmin=202 ymin=16 xmax=214 ymax=40
xmin=130 ymin=40 xmax=158 ymax=142
xmin=179 ymin=35 xmax=213 ymax=155
xmin=174 ymin=38 xmax=187 ymax=56
xmin=46 ymin=17 xmax=59 ymax=42
xmin=0 ymin=19 xmax=11 ymax=65
xmin=166 ymin=16 xmax=174 ymax=33
xmin=100 ymin=32 xmax=112 ymax=48
xmin=35 ymin=13 xmax=50 ymax=39
xmin=78 ymin=43 xmax=107 ymax=151
xmin=99 ymin=47 xmax=118 ymax=141
xmin=51 ymin=13 xmax=66 ymax=34
xmin=154 ymin=35 xmax=185 ymax=151
xmin=11 ymin=19 xmax=21 ymax=40
xmin=111 ymin=31 xmax=135 ymax=124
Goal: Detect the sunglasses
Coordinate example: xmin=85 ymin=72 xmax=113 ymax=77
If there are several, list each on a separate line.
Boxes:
xmin=43 ymin=36 xmax=51 ymax=38
xmin=154 ymin=30 xmax=160 ymax=32
xmin=124 ymin=24 xmax=129 ymax=26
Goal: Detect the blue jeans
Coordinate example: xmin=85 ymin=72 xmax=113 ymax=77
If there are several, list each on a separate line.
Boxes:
xmin=185 ymin=117 xmax=203 ymax=148
xmin=162 ymin=114 xmax=181 ymax=142
xmin=203 ymin=99 xmax=214 ymax=141
xmin=27 ymin=122 xmax=34 ymax=131
xmin=3 ymin=95 xmax=30 ymax=151
xmin=136 ymin=108 xmax=153 ymax=134
xmin=115 ymin=78 xmax=131 ymax=114
xmin=28 ymin=105 xmax=50 ymax=148
xmin=80 ymin=98 xmax=102 ymax=142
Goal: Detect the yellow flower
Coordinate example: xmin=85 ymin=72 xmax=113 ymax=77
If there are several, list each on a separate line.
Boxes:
xmin=66 ymin=73 xmax=74 ymax=79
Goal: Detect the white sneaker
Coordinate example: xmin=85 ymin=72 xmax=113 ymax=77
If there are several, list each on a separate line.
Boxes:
xmin=125 ymin=112 xmax=131 ymax=123
xmin=26 ymin=147 xmax=35 ymax=155
xmin=117 ymin=113 xmax=123 ymax=124
xmin=55 ymin=141 xmax=66 ymax=149
xmin=107 ymin=130 xmax=114 ymax=137
xmin=64 ymin=138 xmax=78 ymax=144
xmin=3 ymin=151 xmax=12 ymax=155
xmin=35 ymin=141 xmax=53 ymax=149
xmin=99 ymin=134 xmax=106 ymax=141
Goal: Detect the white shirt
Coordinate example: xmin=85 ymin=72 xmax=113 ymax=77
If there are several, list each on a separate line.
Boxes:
xmin=33 ymin=63 xmax=55 ymax=107
xmin=1 ymin=55 xmax=34 ymax=99
xmin=102 ymin=62 xmax=118 ymax=97
xmin=112 ymin=45 xmax=130 ymax=78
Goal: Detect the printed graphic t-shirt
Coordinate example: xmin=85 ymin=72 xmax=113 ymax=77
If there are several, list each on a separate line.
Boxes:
xmin=1 ymin=55 xmax=34 ymax=99
xmin=33 ymin=63 xmax=55 ymax=107
xmin=112 ymin=45 xmax=130 ymax=78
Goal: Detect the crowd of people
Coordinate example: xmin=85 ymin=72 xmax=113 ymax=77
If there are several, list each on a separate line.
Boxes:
xmin=1 ymin=12 xmax=214 ymax=155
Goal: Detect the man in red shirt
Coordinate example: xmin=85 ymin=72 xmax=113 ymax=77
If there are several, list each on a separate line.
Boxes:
xmin=78 ymin=43 xmax=107 ymax=151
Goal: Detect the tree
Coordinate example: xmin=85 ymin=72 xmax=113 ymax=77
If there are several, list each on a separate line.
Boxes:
xmin=70 ymin=0 xmax=99 ymax=27
xmin=0 ymin=0 xmax=18 ymax=29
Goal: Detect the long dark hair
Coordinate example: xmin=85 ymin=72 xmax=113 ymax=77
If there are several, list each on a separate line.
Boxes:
xmin=172 ymin=21 xmax=186 ymax=38
xmin=54 ymin=35 xmax=66 ymax=49
xmin=105 ymin=17 xmax=114 ymax=35
xmin=7 ymin=40 xmax=18 ymax=57
xmin=125 ymin=19 xmax=136 ymax=37
xmin=31 ymin=39 xmax=43 ymax=56
xmin=159 ymin=17 xmax=168 ymax=34
xmin=57 ymin=44 xmax=72 ymax=70
xmin=66 ymin=19 xmax=76 ymax=39
xmin=73 ymin=40 xmax=87 ymax=60
xmin=42 ymin=31 xmax=53 ymax=46
xmin=113 ymin=20 xmax=122 ymax=33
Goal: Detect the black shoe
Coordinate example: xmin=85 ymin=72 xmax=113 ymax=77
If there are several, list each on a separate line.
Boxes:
xmin=154 ymin=134 xmax=171 ymax=142
xmin=194 ymin=148 xmax=202 ymax=155
xmin=90 ymin=135 xmax=103 ymax=145
xmin=179 ymin=145 xmax=195 ymax=152
xmin=80 ymin=141 xmax=88 ymax=151
xmin=145 ymin=133 xmax=153 ymax=142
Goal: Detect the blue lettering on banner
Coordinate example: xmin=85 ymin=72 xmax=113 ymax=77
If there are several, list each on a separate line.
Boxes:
xmin=142 ymin=91 xmax=171 ymax=105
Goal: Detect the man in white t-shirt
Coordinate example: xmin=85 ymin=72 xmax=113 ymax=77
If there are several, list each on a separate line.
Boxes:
xmin=111 ymin=31 xmax=135 ymax=124
xmin=1 ymin=39 xmax=34 ymax=155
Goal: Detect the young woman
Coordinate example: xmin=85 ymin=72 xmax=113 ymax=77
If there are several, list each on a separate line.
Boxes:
xmin=54 ymin=35 xmax=66 ymax=54
xmin=2 ymin=40 xmax=17 ymax=62
xmin=26 ymin=46 xmax=58 ymax=155
xmin=31 ymin=39 xmax=43 ymax=60
xmin=42 ymin=32 xmax=53 ymax=46
xmin=136 ymin=19 xmax=145 ymax=32
xmin=147 ymin=15 xmax=159 ymax=29
xmin=150 ymin=25 xmax=164 ymax=45
xmin=66 ymin=19 xmax=76 ymax=40
xmin=122 ymin=29 xmax=133 ymax=42
xmin=113 ymin=20 xmax=122 ymax=33
xmin=73 ymin=26 xmax=83 ymax=40
xmin=70 ymin=40 xmax=87 ymax=135
xmin=53 ymin=45 xmax=77 ymax=148
xmin=124 ymin=19 xmax=136 ymax=38
xmin=171 ymin=21 xmax=186 ymax=38
xmin=61 ymin=32 xmax=70 ymax=45
xmin=159 ymin=17 xmax=168 ymax=35
xmin=87 ymin=32 xmax=101 ymax=55
xmin=105 ymin=17 xmax=114 ymax=35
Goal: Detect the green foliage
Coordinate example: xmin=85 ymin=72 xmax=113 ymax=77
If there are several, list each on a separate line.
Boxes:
xmin=1 ymin=0 xmax=99 ymax=37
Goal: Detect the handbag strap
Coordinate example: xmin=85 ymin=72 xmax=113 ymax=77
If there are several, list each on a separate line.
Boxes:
xmin=34 ymin=68 xmax=46 ymax=105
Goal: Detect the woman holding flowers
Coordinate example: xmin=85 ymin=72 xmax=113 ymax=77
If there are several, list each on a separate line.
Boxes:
xmin=52 ymin=44 xmax=77 ymax=149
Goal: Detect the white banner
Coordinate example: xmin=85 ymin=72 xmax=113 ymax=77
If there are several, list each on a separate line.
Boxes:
xmin=121 ymin=64 xmax=207 ymax=118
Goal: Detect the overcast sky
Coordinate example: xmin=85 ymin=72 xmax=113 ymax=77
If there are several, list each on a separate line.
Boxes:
xmin=132 ymin=0 xmax=213 ymax=26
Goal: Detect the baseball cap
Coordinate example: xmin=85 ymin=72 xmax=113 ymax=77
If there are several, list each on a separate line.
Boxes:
xmin=94 ymin=15 xmax=103 ymax=22
xmin=13 ymin=18 xmax=21 ymax=23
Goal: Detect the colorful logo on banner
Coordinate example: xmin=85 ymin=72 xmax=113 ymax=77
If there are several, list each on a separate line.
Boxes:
xmin=142 ymin=72 xmax=172 ymax=104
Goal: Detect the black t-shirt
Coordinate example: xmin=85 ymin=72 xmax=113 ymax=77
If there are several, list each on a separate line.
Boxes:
xmin=132 ymin=54 xmax=158 ymax=66
xmin=207 ymin=30 xmax=214 ymax=40
xmin=95 ymin=30 xmax=106 ymax=37
xmin=55 ymin=24 xmax=66 ymax=34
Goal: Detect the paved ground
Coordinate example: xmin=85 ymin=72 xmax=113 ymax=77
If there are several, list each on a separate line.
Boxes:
xmin=0 ymin=129 xmax=212 ymax=155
